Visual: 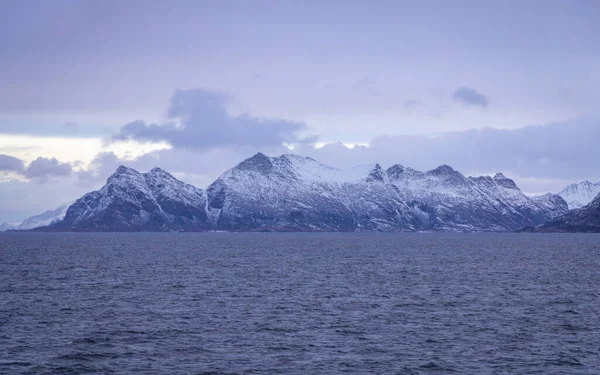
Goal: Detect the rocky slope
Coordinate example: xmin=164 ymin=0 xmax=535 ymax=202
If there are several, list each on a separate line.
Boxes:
xmin=558 ymin=181 xmax=600 ymax=209
xmin=50 ymin=166 xmax=208 ymax=231
xmin=39 ymin=153 xmax=569 ymax=232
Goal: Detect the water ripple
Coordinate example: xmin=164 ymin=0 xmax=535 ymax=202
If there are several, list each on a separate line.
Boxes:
xmin=0 ymin=232 xmax=599 ymax=374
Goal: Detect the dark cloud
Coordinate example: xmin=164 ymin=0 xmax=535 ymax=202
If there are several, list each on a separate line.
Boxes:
xmin=0 ymin=154 xmax=25 ymax=172
xmin=24 ymin=157 xmax=72 ymax=180
xmin=113 ymin=89 xmax=313 ymax=149
xmin=0 ymin=154 xmax=73 ymax=182
xmin=452 ymin=87 xmax=489 ymax=108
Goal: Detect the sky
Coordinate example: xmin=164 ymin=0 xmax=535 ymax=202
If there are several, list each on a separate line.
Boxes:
xmin=1 ymin=0 xmax=599 ymax=222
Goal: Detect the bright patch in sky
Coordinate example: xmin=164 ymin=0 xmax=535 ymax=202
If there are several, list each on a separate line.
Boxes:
xmin=0 ymin=135 xmax=171 ymax=167
xmin=0 ymin=135 xmax=102 ymax=164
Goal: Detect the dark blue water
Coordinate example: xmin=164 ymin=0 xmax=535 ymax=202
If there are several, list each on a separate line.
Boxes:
xmin=1 ymin=233 xmax=599 ymax=374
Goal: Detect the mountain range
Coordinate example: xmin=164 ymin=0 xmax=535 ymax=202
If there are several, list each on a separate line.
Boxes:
xmin=4 ymin=153 xmax=598 ymax=233
xmin=11 ymin=152 xmax=583 ymax=233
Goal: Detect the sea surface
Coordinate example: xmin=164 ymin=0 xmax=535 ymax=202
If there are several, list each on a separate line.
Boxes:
xmin=1 ymin=233 xmax=599 ymax=374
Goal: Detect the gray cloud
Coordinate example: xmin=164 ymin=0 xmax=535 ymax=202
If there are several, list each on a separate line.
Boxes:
xmin=452 ymin=87 xmax=489 ymax=108
xmin=295 ymin=118 xmax=600 ymax=192
xmin=0 ymin=154 xmax=25 ymax=172
xmin=113 ymin=89 xmax=313 ymax=149
xmin=24 ymin=157 xmax=72 ymax=180
xmin=0 ymin=154 xmax=74 ymax=183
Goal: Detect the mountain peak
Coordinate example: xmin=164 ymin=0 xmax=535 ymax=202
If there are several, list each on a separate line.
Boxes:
xmin=145 ymin=167 xmax=179 ymax=184
xmin=558 ymin=180 xmax=600 ymax=209
xmin=108 ymin=165 xmax=142 ymax=183
xmin=251 ymin=152 xmax=270 ymax=160
xmin=235 ymin=152 xmax=274 ymax=173
xmin=366 ymin=163 xmax=386 ymax=182
xmin=115 ymin=165 xmax=138 ymax=174
xmin=429 ymin=164 xmax=455 ymax=176
xmin=386 ymin=164 xmax=405 ymax=179
xmin=149 ymin=167 xmax=168 ymax=174
xmin=493 ymin=173 xmax=519 ymax=189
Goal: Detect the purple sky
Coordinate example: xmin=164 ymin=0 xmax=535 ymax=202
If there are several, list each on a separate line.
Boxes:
xmin=1 ymin=0 xmax=599 ymax=222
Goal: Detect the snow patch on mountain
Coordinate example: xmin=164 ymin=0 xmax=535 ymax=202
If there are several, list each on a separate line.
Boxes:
xmin=558 ymin=181 xmax=600 ymax=209
xmin=0 ymin=203 xmax=71 ymax=231
xmin=16 ymin=203 xmax=71 ymax=230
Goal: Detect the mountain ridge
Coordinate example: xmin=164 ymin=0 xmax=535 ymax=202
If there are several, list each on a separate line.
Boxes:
xmin=1 ymin=203 xmax=71 ymax=232
xmin=522 ymin=192 xmax=600 ymax=233
xmin=33 ymin=153 xmax=569 ymax=232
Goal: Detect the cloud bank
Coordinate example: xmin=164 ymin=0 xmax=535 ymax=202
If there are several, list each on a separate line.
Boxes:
xmin=25 ymin=157 xmax=72 ymax=180
xmin=296 ymin=118 xmax=600 ymax=189
xmin=113 ymin=89 xmax=313 ymax=149
xmin=0 ymin=154 xmax=25 ymax=172
xmin=0 ymin=154 xmax=72 ymax=181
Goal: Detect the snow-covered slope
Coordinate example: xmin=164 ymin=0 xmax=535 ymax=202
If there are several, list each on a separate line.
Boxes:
xmin=52 ymin=166 xmax=208 ymax=231
xmin=558 ymin=181 xmax=600 ymax=209
xmin=16 ymin=203 xmax=71 ymax=230
xmin=0 ymin=203 xmax=71 ymax=231
xmin=38 ymin=153 xmax=569 ymax=232
xmin=206 ymin=153 xmax=359 ymax=231
xmin=206 ymin=153 xmax=568 ymax=232
xmin=530 ymin=193 xmax=569 ymax=220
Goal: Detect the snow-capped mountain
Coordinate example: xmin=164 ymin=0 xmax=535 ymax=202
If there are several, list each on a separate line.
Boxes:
xmin=524 ymin=192 xmax=600 ymax=232
xmin=530 ymin=193 xmax=570 ymax=220
xmin=52 ymin=166 xmax=208 ymax=231
xmin=16 ymin=203 xmax=71 ymax=230
xmin=206 ymin=153 xmax=567 ymax=232
xmin=558 ymin=181 xmax=600 ymax=209
xmin=0 ymin=203 xmax=70 ymax=231
xmin=0 ymin=222 xmax=15 ymax=232
xmin=39 ymin=153 xmax=569 ymax=232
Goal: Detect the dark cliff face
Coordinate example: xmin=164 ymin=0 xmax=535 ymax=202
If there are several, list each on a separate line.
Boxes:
xmin=42 ymin=153 xmax=570 ymax=232
xmin=524 ymin=193 xmax=600 ymax=233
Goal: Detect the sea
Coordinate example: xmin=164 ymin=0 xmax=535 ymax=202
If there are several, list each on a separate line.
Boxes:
xmin=1 ymin=233 xmax=599 ymax=374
